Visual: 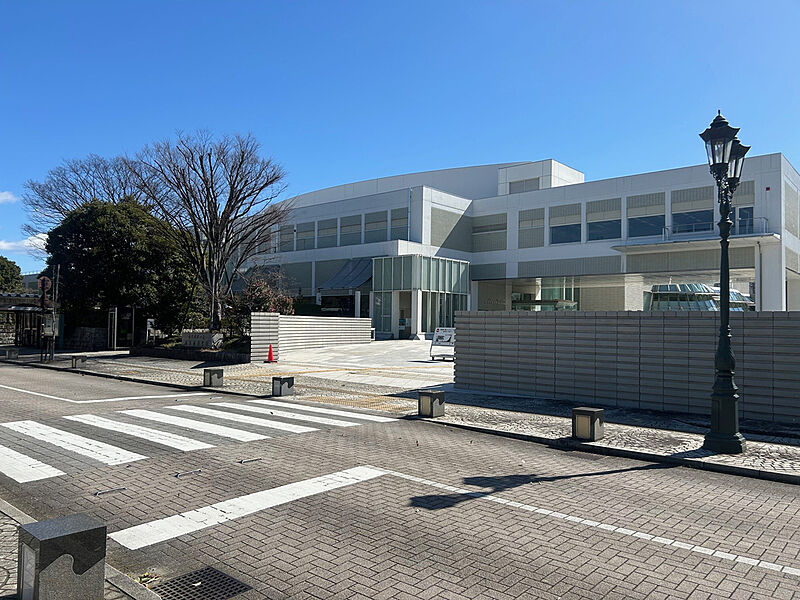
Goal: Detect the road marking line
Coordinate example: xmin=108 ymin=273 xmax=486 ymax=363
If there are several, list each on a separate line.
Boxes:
xmin=211 ymin=402 xmax=360 ymax=428
xmin=120 ymin=410 xmax=268 ymax=442
xmin=1 ymin=421 xmax=146 ymax=465
xmin=0 ymin=384 xmax=209 ymax=404
xmin=0 ymin=444 xmax=65 ymax=482
xmin=164 ymin=405 xmax=318 ymax=434
xmin=0 ymin=384 xmax=69 ymax=401
xmin=63 ymin=415 xmax=214 ymax=451
xmin=109 ymin=466 xmax=385 ymax=549
xmin=377 ymin=468 xmax=800 ymax=577
xmin=70 ymin=393 xmax=210 ymax=404
xmin=248 ymin=399 xmax=395 ymax=422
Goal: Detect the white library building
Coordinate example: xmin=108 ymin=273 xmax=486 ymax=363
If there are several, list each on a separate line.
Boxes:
xmin=250 ymin=153 xmax=800 ymax=339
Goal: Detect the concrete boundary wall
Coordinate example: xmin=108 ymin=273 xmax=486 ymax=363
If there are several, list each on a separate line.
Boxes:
xmin=251 ymin=313 xmax=371 ymax=361
xmin=454 ymin=311 xmax=800 ymax=425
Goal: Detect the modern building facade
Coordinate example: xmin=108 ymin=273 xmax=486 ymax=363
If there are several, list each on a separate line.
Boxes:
xmin=245 ymin=153 xmax=800 ymax=339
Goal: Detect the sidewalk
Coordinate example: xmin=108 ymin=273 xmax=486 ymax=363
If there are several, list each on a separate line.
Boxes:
xmin=0 ymin=501 xmax=156 ymax=599
xmin=432 ymin=403 xmax=800 ymax=485
xmin=5 ymin=350 xmax=800 ymax=485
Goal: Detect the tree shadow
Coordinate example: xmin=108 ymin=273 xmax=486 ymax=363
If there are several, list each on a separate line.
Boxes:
xmin=409 ymin=463 xmax=674 ymax=510
xmin=670 ymin=448 xmax=716 ymax=459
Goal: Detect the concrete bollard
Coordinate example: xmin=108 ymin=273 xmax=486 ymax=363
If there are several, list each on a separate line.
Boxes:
xmin=203 ymin=368 xmax=224 ymax=387
xmin=418 ymin=390 xmax=445 ymax=418
xmin=5 ymin=348 xmax=19 ymax=359
xmin=18 ymin=513 xmax=107 ymax=600
xmin=272 ymin=376 xmax=294 ymax=396
xmin=70 ymin=355 xmax=87 ymax=369
xmin=572 ymin=407 xmax=605 ymax=441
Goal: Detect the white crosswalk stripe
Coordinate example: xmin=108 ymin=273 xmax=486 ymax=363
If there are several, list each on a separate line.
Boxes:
xmin=120 ymin=409 xmax=268 ymax=442
xmin=1 ymin=421 xmax=146 ymax=466
xmin=164 ymin=405 xmax=318 ymax=434
xmin=210 ymin=402 xmax=360 ymax=428
xmin=248 ymin=399 xmax=396 ymax=422
xmin=0 ymin=443 xmax=64 ymax=482
xmin=63 ymin=414 xmax=214 ymax=451
xmin=0 ymin=399 xmax=394 ymax=484
xmin=109 ymin=466 xmax=386 ymax=549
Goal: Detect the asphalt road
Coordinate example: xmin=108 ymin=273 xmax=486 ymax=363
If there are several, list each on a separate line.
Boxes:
xmin=0 ymin=362 xmax=799 ymax=599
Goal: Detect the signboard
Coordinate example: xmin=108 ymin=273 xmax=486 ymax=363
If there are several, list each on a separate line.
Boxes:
xmin=37 ymin=276 xmax=52 ymax=292
xmin=42 ymin=314 xmax=58 ymax=337
xmin=430 ymin=327 xmax=455 ymax=360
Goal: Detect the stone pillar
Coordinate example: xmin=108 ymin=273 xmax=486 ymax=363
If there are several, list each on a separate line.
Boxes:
xmin=470 ymin=281 xmax=479 ymax=311
xmin=410 ymin=289 xmax=423 ymax=340
xmin=787 ymin=277 xmax=800 ymax=310
xmin=756 ymin=242 xmax=785 ymax=310
xmin=369 ymin=292 xmax=374 ymax=322
xmin=354 ymin=291 xmax=361 ymax=317
xmin=391 ymin=291 xmax=401 ymax=339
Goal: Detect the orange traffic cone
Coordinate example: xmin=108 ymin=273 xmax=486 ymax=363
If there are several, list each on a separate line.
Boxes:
xmin=267 ymin=344 xmax=275 ymax=363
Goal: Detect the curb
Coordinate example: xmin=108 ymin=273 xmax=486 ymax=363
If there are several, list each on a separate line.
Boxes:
xmin=0 ymin=498 xmax=159 ymax=600
xmin=424 ymin=419 xmax=800 ymax=486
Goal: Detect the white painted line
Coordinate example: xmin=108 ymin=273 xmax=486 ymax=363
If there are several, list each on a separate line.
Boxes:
xmin=211 ymin=402 xmax=360 ymax=428
xmin=377 ymin=467 xmax=800 ymax=577
xmin=248 ymin=399 xmax=395 ymax=422
xmin=164 ymin=405 xmax=318 ymax=434
xmin=63 ymin=415 xmax=214 ymax=452
xmin=0 ymin=444 xmax=65 ymax=482
xmin=109 ymin=465 xmax=385 ymax=549
xmin=71 ymin=393 xmax=211 ymax=404
xmin=0 ymin=384 xmax=69 ymax=401
xmin=1 ymin=421 xmax=146 ymax=465
xmin=0 ymin=384 xmax=209 ymax=404
xmin=120 ymin=409 xmax=268 ymax=442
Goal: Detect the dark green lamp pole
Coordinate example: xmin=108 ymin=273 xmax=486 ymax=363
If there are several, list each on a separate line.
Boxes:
xmin=699 ymin=111 xmax=750 ymax=454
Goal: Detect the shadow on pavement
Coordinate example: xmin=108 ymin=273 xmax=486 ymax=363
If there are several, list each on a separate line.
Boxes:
xmin=409 ymin=463 xmax=675 ymax=510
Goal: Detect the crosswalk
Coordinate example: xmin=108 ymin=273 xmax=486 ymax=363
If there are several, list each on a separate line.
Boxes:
xmin=0 ymin=399 xmax=396 ymax=484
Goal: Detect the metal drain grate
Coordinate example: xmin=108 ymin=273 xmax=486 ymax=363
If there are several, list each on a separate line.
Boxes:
xmin=151 ymin=567 xmax=252 ymax=600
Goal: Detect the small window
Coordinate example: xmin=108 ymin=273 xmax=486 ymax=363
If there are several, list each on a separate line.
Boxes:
xmin=509 ymin=178 xmax=540 ymax=194
xmin=586 ymin=220 xmax=621 ymax=241
xmin=672 ymin=210 xmax=714 ymax=234
xmin=628 ymin=215 xmax=665 ymax=238
xmin=550 ymin=223 xmax=581 ymax=244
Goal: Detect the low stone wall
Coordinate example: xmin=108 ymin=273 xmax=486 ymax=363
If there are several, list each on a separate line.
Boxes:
xmin=181 ymin=331 xmax=224 ymax=349
xmin=454 ymin=311 xmax=800 ymax=425
xmin=250 ymin=313 xmax=372 ymax=362
xmin=130 ymin=346 xmax=250 ymax=364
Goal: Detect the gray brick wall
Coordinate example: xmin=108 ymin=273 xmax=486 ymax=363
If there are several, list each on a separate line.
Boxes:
xmin=454 ymin=311 xmax=800 ymax=425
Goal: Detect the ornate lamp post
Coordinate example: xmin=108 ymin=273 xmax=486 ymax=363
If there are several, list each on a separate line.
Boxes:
xmin=699 ymin=111 xmax=750 ymax=454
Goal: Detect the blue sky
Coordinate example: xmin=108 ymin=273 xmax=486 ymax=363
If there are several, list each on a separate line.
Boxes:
xmin=1 ymin=0 xmax=799 ymax=273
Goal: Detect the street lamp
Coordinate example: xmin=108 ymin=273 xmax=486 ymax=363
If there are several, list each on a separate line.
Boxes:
xmin=699 ymin=111 xmax=750 ymax=454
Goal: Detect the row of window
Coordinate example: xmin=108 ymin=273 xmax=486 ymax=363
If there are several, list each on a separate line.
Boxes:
xmin=518 ymin=206 xmax=754 ymax=247
xmin=280 ymin=208 xmax=409 ymax=252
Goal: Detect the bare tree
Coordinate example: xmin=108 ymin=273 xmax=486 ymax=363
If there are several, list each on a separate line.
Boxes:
xmin=22 ymin=154 xmax=143 ymax=235
xmin=126 ymin=131 xmax=289 ymax=332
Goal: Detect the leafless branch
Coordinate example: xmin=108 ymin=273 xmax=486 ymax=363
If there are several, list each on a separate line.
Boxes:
xmin=125 ymin=131 xmax=290 ymax=331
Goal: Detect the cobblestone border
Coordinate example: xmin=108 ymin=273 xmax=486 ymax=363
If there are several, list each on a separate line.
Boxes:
xmin=425 ymin=419 xmax=800 ymax=486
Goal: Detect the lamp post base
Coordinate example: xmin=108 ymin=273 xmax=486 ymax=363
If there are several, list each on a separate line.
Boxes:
xmin=702 ymin=431 xmax=746 ymax=454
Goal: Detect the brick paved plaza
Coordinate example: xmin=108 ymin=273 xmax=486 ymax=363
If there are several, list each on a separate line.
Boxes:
xmin=0 ymin=361 xmax=799 ymax=599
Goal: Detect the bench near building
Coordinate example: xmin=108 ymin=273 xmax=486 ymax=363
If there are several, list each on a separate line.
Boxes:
xmin=245 ymin=153 xmax=800 ymax=339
